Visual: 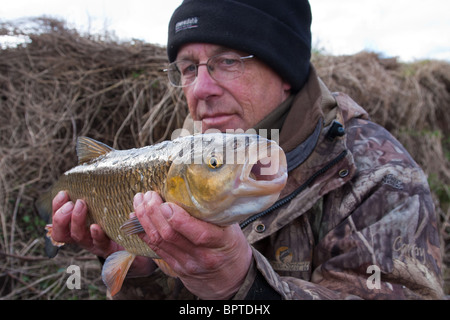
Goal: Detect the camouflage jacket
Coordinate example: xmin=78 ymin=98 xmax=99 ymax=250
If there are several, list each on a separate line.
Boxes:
xmin=115 ymin=67 xmax=444 ymax=300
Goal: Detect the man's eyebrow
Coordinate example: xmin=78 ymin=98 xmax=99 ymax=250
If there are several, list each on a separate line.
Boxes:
xmin=176 ymin=52 xmax=196 ymax=61
xmin=210 ymin=46 xmax=232 ymax=55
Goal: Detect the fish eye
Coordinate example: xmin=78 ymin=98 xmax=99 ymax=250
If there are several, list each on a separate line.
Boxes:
xmin=207 ymin=155 xmax=223 ymax=169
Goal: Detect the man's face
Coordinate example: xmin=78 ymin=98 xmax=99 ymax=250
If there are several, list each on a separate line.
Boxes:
xmin=177 ymin=43 xmax=291 ymax=133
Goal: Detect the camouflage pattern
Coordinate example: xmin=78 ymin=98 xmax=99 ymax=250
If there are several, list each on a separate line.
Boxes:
xmin=114 ymin=66 xmax=444 ymax=300
xmin=235 ymin=69 xmax=444 ymax=300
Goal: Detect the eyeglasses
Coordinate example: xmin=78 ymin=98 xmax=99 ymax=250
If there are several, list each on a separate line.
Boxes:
xmin=164 ymin=52 xmax=254 ymax=87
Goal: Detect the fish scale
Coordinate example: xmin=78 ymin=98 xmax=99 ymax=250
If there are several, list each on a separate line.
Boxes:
xmin=51 ymin=161 xmax=171 ymax=258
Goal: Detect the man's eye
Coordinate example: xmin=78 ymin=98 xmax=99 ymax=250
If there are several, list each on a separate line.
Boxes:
xmin=181 ymin=64 xmax=197 ymax=75
xmin=219 ymin=58 xmax=238 ymax=67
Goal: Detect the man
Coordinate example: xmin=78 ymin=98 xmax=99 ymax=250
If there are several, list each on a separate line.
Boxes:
xmin=51 ymin=0 xmax=444 ymax=299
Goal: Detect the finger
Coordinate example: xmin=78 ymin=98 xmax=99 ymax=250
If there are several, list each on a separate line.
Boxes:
xmin=70 ymin=200 xmax=93 ymax=247
xmin=133 ymin=192 xmax=159 ymax=245
xmin=148 ymin=203 xmax=187 ymax=246
xmin=51 ymin=201 xmax=74 ymax=243
xmin=150 ymin=202 xmax=244 ymax=277
xmin=134 ymin=192 xmax=191 ymax=264
xmin=163 ymin=202 xmax=230 ymax=248
xmin=52 ymin=191 xmax=69 ymax=216
xmin=90 ymin=224 xmax=120 ymax=258
xmin=134 ymin=192 xmax=159 ymax=235
xmin=140 ymin=192 xmax=192 ymax=249
xmin=90 ymin=224 xmax=110 ymax=249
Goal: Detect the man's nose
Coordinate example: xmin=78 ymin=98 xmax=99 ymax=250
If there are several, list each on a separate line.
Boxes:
xmin=191 ymin=65 xmax=222 ymax=100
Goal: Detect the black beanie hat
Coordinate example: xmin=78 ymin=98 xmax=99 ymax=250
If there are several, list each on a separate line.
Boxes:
xmin=167 ymin=0 xmax=312 ymax=92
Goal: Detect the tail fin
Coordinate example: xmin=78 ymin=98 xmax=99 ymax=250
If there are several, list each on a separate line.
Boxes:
xmin=101 ymin=251 xmax=136 ymax=296
xmin=44 ymin=237 xmax=60 ymax=258
xmin=35 ymin=190 xmax=53 ymax=223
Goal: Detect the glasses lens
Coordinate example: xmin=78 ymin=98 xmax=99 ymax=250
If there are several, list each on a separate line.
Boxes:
xmin=167 ymin=61 xmax=197 ymax=87
xmin=166 ymin=53 xmax=252 ymax=87
xmin=167 ymin=64 xmax=182 ymax=87
xmin=209 ymin=53 xmax=244 ymax=82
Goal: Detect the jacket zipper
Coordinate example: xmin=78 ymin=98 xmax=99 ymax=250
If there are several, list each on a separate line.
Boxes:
xmin=239 ymin=150 xmax=348 ymax=229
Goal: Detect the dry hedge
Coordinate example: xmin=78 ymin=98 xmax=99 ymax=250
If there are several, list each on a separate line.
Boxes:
xmin=0 ymin=18 xmax=448 ymax=299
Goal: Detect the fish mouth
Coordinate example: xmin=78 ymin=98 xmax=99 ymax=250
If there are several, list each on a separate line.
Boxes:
xmin=233 ymin=141 xmax=287 ymax=196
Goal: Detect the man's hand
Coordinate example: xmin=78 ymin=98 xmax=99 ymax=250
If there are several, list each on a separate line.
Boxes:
xmin=51 ymin=191 xmax=156 ymax=277
xmin=134 ymin=191 xmax=253 ymax=300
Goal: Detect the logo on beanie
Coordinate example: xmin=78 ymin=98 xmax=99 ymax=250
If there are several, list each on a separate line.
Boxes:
xmin=175 ymin=17 xmax=199 ymax=33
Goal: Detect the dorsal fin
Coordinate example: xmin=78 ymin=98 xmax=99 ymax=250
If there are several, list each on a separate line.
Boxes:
xmin=76 ymin=136 xmax=115 ymax=164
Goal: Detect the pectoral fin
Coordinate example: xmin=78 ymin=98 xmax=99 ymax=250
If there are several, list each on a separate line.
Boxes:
xmin=101 ymin=251 xmax=136 ymax=296
xmin=120 ymin=216 xmax=144 ymax=235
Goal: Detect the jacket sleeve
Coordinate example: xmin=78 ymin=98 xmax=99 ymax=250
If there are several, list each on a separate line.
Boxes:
xmin=235 ymin=119 xmax=444 ymax=300
xmin=234 ymin=247 xmax=361 ymax=299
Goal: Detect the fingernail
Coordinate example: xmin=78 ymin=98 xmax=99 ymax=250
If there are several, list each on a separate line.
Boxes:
xmin=90 ymin=225 xmax=98 ymax=238
xmin=74 ymin=200 xmax=85 ymax=215
xmin=144 ymin=191 xmax=153 ymax=204
xmin=55 ymin=190 xmax=66 ymax=202
xmin=160 ymin=203 xmax=173 ymax=220
xmin=60 ymin=201 xmax=74 ymax=215
xmin=134 ymin=193 xmax=144 ymax=208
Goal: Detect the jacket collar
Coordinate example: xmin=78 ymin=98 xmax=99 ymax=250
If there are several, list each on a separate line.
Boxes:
xmin=279 ymin=66 xmax=325 ymax=153
xmin=241 ymin=67 xmax=359 ymax=243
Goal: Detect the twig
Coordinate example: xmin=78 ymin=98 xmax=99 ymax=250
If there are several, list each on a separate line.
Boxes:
xmin=9 ymin=185 xmax=25 ymax=255
xmin=5 ymin=271 xmax=40 ymax=295
xmin=0 ymin=251 xmax=49 ymax=261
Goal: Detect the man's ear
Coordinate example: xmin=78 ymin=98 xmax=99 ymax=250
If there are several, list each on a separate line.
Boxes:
xmin=282 ymin=80 xmax=292 ymax=96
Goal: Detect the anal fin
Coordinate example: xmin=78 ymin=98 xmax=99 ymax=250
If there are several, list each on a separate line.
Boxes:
xmin=154 ymin=259 xmax=178 ymax=278
xmin=101 ymin=251 xmax=136 ymax=296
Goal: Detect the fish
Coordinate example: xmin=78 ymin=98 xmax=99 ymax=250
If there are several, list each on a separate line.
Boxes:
xmin=36 ymin=133 xmax=287 ymax=296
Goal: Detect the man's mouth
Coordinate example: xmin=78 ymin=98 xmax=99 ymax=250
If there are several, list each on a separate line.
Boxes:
xmin=200 ymin=113 xmax=236 ymax=130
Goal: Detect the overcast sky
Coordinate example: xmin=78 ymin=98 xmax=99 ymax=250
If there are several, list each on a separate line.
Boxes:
xmin=1 ymin=0 xmax=449 ymax=62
